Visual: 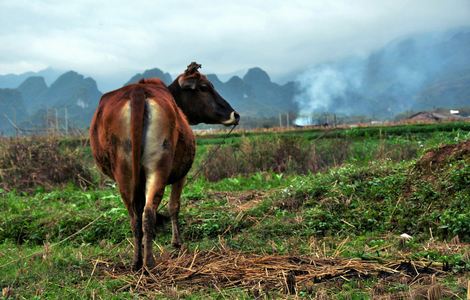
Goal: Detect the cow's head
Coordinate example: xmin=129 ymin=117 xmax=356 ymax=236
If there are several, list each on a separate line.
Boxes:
xmin=168 ymin=62 xmax=240 ymax=126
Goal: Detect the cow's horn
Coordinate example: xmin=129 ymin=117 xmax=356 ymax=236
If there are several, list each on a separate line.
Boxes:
xmin=185 ymin=62 xmax=202 ymax=74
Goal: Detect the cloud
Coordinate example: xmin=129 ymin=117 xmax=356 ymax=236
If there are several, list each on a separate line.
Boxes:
xmin=1 ymin=0 xmax=470 ymax=86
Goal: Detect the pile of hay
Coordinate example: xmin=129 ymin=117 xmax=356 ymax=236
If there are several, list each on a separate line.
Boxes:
xmin=99 ymin=248 xmax=448 ymax=295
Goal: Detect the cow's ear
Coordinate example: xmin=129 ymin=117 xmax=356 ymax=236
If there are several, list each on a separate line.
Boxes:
xmin=178 ymin=76 xmax=197 ymax=90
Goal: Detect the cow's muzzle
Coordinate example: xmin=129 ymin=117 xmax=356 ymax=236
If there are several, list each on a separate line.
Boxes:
xmin=222 ymin=111 xmax=240 ymax=126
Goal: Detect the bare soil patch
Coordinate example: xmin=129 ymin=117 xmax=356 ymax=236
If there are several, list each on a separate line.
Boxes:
xmin=207 ymin=190 xmax=268 ymax=212
xmin=416 ymin=139 xmax=470 ymax=173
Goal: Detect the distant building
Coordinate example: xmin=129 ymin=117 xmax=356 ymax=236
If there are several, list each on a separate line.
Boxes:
xmin=407 ymin=111 xmax=465 ymax=122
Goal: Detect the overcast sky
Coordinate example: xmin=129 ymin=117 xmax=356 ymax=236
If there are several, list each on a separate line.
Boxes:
xmin=1 ymin=0 xmax=470 ymax=88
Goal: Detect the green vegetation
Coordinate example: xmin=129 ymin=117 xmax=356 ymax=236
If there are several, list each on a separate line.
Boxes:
xmin=196 ymin=121 xmax=470 ymax=145
xmin=0 ymin=122 xmax=469 ymax=298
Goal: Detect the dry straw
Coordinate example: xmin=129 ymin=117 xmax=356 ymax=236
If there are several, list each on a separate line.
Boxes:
xmin=98 ymin=247 xmax=446 ymax=295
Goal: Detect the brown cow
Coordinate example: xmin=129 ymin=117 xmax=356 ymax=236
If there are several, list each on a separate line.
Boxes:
xmin=90 ymin=62 xmax=239 ymax=270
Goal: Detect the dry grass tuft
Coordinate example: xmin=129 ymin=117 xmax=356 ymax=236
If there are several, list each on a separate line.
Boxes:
xmin=0 ymin=136 xmax=94 ymax=192
xmin=97 ymin=248 xmax=449 ymax=296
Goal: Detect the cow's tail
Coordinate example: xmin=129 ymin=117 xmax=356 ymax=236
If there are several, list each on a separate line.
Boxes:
xmin=130 ymin=87 xmax=146 ymax=211
xmin=129 ymin=87 xmax=170 ymax=226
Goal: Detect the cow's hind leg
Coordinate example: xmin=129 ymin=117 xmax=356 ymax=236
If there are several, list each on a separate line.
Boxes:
xmin=142 ymin=171 xmax=166 ymax=270
xmin=169 ymin=178 xmax=185 ymax=248
xmin=130 ymin=195 xmax=144 ymax=271
xmin=115 ymin=168 xmax=144 ymax=271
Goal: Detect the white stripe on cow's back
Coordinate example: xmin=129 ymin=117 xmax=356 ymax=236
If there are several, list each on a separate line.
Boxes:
xmin=119 ymin=101 xmax=132 ymax=163
xmin=142 ymin=98 xmax=170 ymax=199
xmin=121 ymin=101 xmax=131 ymax=130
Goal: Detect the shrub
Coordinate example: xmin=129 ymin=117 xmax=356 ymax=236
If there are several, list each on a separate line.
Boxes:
xmin=201 ymin=135 xmax=420 ymax=181
xmin=0 ymin=136 xmax=94 ymax=191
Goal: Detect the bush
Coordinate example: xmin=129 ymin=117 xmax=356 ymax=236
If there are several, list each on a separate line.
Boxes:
xmin=0 ymin=137 xmax=94 ymax=192
xmin=202 ymin=136 xmax=349 ymax=181
xmin=201 ymin=135 xmax=419 ymax=181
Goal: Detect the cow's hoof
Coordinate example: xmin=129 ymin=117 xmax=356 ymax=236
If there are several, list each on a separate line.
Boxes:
xmin=172 ymin=241 xmax=182 ymax=249
xmin=131 ymin=260 xmax=142 ymax=272
xmin=144 ymin=257 xmax=156 ymax=271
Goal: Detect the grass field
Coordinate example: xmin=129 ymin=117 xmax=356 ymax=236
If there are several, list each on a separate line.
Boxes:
xmin=1 ymin=122 xmax=469 ymax=299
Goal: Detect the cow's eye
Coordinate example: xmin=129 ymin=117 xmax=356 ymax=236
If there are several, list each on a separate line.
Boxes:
xmin=199 ymin=84 xmax=210 ymax=91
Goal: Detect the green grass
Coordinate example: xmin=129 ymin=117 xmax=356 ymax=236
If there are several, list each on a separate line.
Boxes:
xmin=192 ymin=124 xmax=470 ymax=181
xmin=195 ymin=121 xmax=470 ymax=145
xmin=1 ymin=122 xmax=469 ymax=298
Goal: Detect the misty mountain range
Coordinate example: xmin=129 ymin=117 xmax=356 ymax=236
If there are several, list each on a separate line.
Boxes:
xmin=1 ymin=27 xmax=470 ymax=133
xmin=0 ymin=66 xmax=298 ymax=133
